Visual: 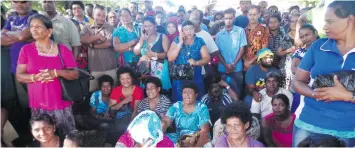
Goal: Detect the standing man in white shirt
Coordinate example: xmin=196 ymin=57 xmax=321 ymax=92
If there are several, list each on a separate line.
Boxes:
xmin=189 ymin=10 xmax=224 ymax=77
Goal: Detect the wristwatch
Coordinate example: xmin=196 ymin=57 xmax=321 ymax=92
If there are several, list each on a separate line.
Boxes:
xmin=226 ymin=85 xmax=231 ymax=90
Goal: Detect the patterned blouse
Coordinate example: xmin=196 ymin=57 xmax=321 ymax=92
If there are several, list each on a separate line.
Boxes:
xmin=244 ymin=24 xmax=270 ymax=67
xmin=165 ymin=101 xmax=211 ymax=144
xmin=137 ymin=95 xmax=172 ymax=117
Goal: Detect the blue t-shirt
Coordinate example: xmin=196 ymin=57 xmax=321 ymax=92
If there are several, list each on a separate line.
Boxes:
xmin=296 ymin=38 xmax=355 ymax=138
xmin=245 ymin=64 xmax=281 ymax=90
xmin=90 ymin=91 xmax=109 ymax=114
xmin=4 ymin=11 xmax=37 ymax=73
xmin=216 ymin=26 xmax=247 ymax=72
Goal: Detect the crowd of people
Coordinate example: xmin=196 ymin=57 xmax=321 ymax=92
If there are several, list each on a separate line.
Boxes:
xmin=1 ymin=0 xmax=355 ymax=147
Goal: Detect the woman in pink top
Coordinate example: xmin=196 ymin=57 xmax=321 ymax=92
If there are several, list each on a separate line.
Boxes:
xmin=261 ymin=94 xmax=296 ymax=147
xmin=16 ymin=14 xmax=79 ymax=136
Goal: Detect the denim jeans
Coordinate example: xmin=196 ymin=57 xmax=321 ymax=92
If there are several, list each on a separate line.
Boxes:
xmin=292 ymin=124 xmax=355 ymax=147
xmin=221 ymin=71 xmax=244 ymax=97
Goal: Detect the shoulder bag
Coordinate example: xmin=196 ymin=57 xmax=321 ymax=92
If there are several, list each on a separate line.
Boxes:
xmin=57 ymin=44 xmax=94 ymax=102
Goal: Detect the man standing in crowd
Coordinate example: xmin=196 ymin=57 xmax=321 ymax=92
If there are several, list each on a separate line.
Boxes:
xmin=85 ymin=3 xmax=94 ymax=20
xmin=80 ymin=5 xmax=117 ymax=92
xmin=245 ymin=48 xmax=280 ymax=108
xmin=244 ymin=5 xmax=269 ymax=71
xmin=267 ymin=14 xmax=293 ymax=67
xmin=129 ymin=2 xmax=138 ymax=22
xmin=42 ymin=0 xmax=81 ymax=59
xmin=70 ymin=1 xmax=94 ymax=29
xmin=190 ymin=10 xmax=219 ymax=56
xmin=144 ymin=0 xmax=155 ymax=16
xmin=250 ymin=72 xmax=293 ymax=119
xmin=1 ymin=0 xmax=37 ymax=141
xmin=107 ymin=11 xmax=119 ymax=28
xmin=189 ymin=10 xmax=221 ymax=76
xmin=233 ymin=0 xmax=252 ymax=28
xmin=177 ymin=9 xmax=187 ymax=26
xmin=216 ymin=8 xmax=247 ymax=97
xmin=258 ymin=1 xmax=268 ymax=18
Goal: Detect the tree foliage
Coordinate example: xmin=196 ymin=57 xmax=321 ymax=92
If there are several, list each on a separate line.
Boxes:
xmin=1 ymin=0 xmax=131 ymax=14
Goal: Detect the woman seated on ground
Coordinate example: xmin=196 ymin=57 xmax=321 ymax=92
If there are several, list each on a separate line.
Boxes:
xmin=261 ymin=94 xmax=295 ymax=147
xmin=109 ymin=67 xmax=144 ymax=139
xmin=28 ymin=114 xmax=64 ymax=147
xmin=161 ymin=82 xmax=211 ymax=146
xmin=87 ymin=75 xmax=119 ymax=146
xmin=116 ymin=110 xmax=174 ymax=147
xmin=89 ymin=75 xmax=115 ymax=122
xmin=137 ymin=77 xmax=172 ymax=118
xmin=214 ymin=102 xmax=264 ymax=147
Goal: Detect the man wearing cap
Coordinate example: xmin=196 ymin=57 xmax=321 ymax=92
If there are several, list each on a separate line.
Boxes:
xmin=244 ymin=48 xmax=281 ymax=108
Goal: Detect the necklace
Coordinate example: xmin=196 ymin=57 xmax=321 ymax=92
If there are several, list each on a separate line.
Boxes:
xmin=36 ymin=40 xmax=54 ymax=55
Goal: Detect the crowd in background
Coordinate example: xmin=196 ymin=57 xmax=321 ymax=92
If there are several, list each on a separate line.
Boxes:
xmin=1 ymin=0 xmax=355 ymax=147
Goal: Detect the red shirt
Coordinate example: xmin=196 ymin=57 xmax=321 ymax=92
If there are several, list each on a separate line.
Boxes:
xmin=110 ymin=85 xmax=144 ymax=108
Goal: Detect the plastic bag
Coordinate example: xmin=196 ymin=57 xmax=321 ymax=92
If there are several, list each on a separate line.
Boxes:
xmin=312 ymin=71 xmax=355 ymax=92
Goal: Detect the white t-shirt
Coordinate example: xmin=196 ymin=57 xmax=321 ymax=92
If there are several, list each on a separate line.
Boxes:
xmin=196 ymin=30 xmax=219 ymax=54
xmin=250 ymin=88 xmax=294 ymax=118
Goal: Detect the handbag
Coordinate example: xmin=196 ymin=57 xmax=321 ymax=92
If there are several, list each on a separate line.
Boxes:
xmin=312 ymin=71 xmax=355 ymax=92
xmin=169 ymin=64 xmax=194 ymax=80
xmin=57 ymin=44 xmax=94 ymax=102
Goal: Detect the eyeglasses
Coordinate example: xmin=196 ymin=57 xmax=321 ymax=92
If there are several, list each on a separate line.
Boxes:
xmin=12 ymin=1 xmax=28 ymax=3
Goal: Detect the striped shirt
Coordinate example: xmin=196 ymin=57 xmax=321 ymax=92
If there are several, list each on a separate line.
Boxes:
xmin=201 ymin=91 xmax=233 ymax=124
xmin=137 ymin=95 xmax=172 ymax=117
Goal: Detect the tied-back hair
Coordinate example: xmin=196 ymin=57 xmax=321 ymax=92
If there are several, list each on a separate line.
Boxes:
xmin=328 ymin=1 xmax=355 ymax=19
xmin=29 ymin=14 xmax=54 ymax=40
xmin=271 ymin=94 xmax=290 ymax=109
xmin=299 ymin=23 xmax=319 ymax=39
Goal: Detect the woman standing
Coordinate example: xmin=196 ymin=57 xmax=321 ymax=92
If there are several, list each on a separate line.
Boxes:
xmin=16 ymin=14 xmax=78 ymax=136
xmin=214 ymin=102 xmax=264 ymax=147
xmin=134 ymin=16 xmax=171 ymax=91
xmin=28 ymin=114 xmax=64 ymax=147
xmin=167 ymin=20 xmax=210 ymax=102
xmin=166 ymin=17 xmax=179 ymax=44
xmin=292 ymin=1 xmax=355 ymax=146
xmin=113 ymin=8 xmax=140 ymax=67
xmin=262 ymin=94 xmax=295 ymax=147
xmin=290 ymin=24 xmax=318 ymax=113
xmin=276 ymin=13 xmax=299 ymax=90
xmin=291 ymin=24 xmax=318 ymax=74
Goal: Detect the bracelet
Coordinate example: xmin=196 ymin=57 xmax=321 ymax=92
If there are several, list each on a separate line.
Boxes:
xmin=31 ymin=74 xmax=35 ymax=82
xmin=54 ymin=69 xmax=58 ymax=77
